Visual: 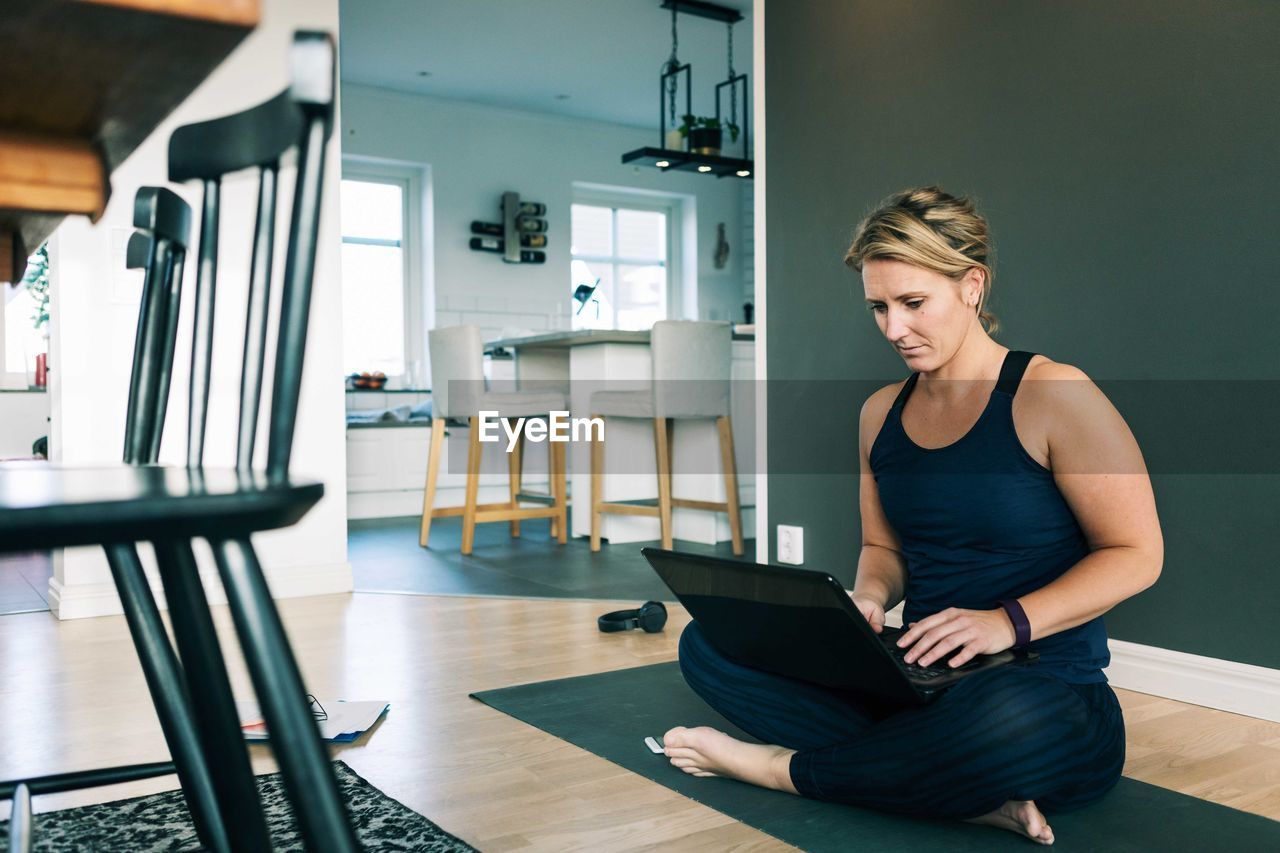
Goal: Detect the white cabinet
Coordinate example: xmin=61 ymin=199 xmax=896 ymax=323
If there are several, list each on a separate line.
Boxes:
xmin=0 ymin=391 xmax=50 ymax=457
xmin=346 ymin=421 xmax=551 ymax=520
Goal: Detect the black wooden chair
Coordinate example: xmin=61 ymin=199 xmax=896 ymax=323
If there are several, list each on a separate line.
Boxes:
xmin=0 ymin=31 xmax=357 ymax=853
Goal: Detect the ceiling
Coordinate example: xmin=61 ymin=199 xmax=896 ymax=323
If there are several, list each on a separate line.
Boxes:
xmin=338 ymin=0 xmax=755 ymax=130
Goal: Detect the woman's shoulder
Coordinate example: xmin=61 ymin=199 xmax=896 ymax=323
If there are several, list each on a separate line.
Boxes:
xmin=1019 ymin=355 xmax=1097 ymax=412
xmin=1016 ymin=355 xmax=1112 ymax=449
xmin=860 ymin=379 xmax=907 ymax=422
xmin=1023 ymin=353 xmax=1090 ymax=383
xmin=858 ymin=379 xmax=908 ymax=452
xmin=1018 ymin=353 xmax=1150 ymax=483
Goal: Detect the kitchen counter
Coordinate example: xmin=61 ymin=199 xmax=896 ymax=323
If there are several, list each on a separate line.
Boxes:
xmin=485 ymin=326 xmax=754 ymax=353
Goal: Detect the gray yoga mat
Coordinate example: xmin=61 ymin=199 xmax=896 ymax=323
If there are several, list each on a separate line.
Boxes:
xmin=471 ymin=662 xmax=1280 ymax=853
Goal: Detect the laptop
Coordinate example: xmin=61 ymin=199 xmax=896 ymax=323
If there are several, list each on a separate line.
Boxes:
xmin=642 ymin=548 xmax=1035 ymax=705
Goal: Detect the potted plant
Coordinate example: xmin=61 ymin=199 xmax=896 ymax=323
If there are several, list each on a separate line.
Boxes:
xmin=678 ymin=114 xmax=741 ymax=156
xmin=20 ymin=244 xmax=50 ymax=389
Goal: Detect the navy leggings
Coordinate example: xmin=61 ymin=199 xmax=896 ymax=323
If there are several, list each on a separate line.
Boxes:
xmin=678 ymin=621 xmax=1126 ymax=820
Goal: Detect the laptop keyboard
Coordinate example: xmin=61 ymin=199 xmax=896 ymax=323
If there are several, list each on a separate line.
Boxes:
xmin=880 ymin=633 xmax=982 ymax=680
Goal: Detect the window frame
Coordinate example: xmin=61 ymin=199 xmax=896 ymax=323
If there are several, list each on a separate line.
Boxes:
xmin=571 ymin=187 xmax=683 ymax=328
xmin=339 ymin=160 xmax=427 ymax=387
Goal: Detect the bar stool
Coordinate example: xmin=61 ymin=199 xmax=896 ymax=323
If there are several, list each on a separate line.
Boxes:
xmin=589 ymin=320 xmax=743 ymax=555
xmin=419 ymin=325 xmax=569 ymax=554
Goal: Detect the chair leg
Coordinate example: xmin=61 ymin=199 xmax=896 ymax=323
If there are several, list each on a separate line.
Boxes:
xmin=462 ymin=416 xmax=483 ymax=555
xmin=152 ymin=540 xmax=271 ymax=850
xmin=590 ymin=414 xmax=604 ymax=552
xmin=654 ymin=417 xmax=674 ymax=550
xmin=103 ymin=543 xmax=232 ymax=853
xmin=717 ymin=415 xmax=745 ymax=556
xmin=7 ymin=783 xmax=30 ymax=852
xmin=552 ymin=439 xmax=568 ymax=544
xmin=419 ymin=419 xmax=444 ymax=548
xmin=508 ymin=427 xmax=523 ymax=538
xmin=211 ymin=539 xmax=358 ymax=853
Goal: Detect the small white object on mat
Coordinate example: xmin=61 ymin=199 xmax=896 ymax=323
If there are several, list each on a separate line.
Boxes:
xmin=645 ymin=736 xmax=664 ymax=754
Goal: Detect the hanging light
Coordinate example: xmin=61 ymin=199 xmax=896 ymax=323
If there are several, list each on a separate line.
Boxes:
xmin=714 ymin=16 xmax=749 ymax=162
xmin=660 ymin=2 xmax=685 ymax=150
xmin=621 ymin=1 xmax=753 ymax=179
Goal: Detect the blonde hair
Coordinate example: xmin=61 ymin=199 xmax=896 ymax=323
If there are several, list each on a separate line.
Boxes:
xmin=845 ymin=186 xmax=999 ymax=335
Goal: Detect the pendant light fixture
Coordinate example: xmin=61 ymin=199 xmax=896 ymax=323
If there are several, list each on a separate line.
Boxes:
xmin=622 ymin=0 xmax=753 ymax=179
xmin=660 ymin=2 xmax=690 ymax=151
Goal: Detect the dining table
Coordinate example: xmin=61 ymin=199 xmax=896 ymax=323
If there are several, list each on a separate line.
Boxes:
xmin=0 ymin=0 xmax=259 ymax=284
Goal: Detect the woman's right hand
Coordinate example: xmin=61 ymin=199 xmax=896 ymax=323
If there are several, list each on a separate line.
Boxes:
xmin=850 ymin=594 xmax=886 ymax=634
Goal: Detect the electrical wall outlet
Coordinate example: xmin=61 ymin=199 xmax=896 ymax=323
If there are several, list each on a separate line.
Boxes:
xmin=777 ymin=525 xmax=804 ymax=565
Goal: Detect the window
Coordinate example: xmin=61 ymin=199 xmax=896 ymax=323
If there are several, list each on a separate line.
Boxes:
xmin=2 ymin=245 xmax=50 ymax=389
xmin=570 ymin=203 xmax=669 ymax=330
xmin=339 ymin=176 xmax=410 ymax=380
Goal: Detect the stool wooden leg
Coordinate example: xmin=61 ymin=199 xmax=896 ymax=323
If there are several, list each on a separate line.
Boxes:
xmin=590 ymin=414 xmax=604 ymax=552
xmin=419 ymin=419 xmax=445 ymax=548
xmin=654 ymin=417 xmax=673 ymax=550
xmin=547 ymin=437 xmax=558 ymax=539
xmin=665 ymin=418 xmax=675 ymax=478
xmin=508 ymin=426 xmax=523 ymax=538
xmin=552 ymin=439 xmax=568 ymax=544
xmin=717 ymin=415 xmax=744 ymax=556
xmin=462 ymin=416 xmax=483 ymax=555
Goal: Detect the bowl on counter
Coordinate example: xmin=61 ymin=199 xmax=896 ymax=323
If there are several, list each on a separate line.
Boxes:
xmin=349 ymin=372 xmax=387 ymax=390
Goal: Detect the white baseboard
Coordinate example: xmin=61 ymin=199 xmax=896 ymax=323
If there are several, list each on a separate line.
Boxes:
xmin=347 ymin=489 xmax=430 ymax=520
xmin=49 ymin=561 xmax=353 ymax=621
xmin=347 ymin=485 xmax=511 ymax=520
xmin=48 ymin=576 xmax=133 ymax=621
xmin=883 ymin=603 xmax=1279 ymax=722
xmin=1105 ymin=639 xmax=1280 ymax=723
xmin=348 ymin=489 xmax=758 ymax=548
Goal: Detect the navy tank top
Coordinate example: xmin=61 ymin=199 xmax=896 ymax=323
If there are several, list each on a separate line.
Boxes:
xmin=869 ymin=350 xmax=1110 ymax=684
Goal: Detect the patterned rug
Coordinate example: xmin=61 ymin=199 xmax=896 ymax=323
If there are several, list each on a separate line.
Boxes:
xmin=0 ymin=761 xmax=474 ymax=852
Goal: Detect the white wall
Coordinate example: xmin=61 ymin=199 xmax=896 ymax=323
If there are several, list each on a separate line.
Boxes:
xmin=47 ymin=0 xmax=351 ymax=619
xmin=339 ymin=84 xmax=748 ymax=366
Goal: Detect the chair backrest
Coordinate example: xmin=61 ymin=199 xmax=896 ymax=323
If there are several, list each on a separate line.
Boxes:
xmin=122 ymin=189 xmax=191 ymax=465
xmin=427 ymin=325 xmax=485 ymax=419
xmin=650 ymin=320 xmax=732 ymax=418
xmin=132 ymin=29 xmax=337 ymax=481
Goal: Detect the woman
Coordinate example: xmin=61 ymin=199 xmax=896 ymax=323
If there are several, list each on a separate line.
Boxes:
xmin=663 ymin=187 xmax=1163 ymax=845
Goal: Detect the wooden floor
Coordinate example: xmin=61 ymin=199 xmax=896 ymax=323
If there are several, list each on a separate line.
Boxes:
xmin=1 ymin=592 xmax=1277 ymax=850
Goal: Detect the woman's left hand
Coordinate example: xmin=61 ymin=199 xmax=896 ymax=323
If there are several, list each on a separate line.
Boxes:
xmin=896 ymin=607 xmax=1017 ymax=668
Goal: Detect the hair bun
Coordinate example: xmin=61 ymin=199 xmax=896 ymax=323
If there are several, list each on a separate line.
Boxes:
xmin=845 ymin=186 xmax=1000 ymax=336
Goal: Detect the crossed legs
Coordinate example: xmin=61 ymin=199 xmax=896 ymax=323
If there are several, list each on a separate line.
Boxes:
xmin=668 ymin=622 xmax=1125 ymax=844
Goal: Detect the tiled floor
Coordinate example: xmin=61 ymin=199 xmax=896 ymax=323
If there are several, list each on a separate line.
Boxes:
xmin=349 ymin=515 xmax=755 ymax=602
xmin=0 ymin=519 xmax=754 ymax=618
xmin=0 ymin=550 xmax=52 ymax=615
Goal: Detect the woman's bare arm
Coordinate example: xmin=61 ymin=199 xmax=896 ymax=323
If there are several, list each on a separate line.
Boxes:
xmin=1015 ymin=362 xmax=1163 ymax=637
xmin=853 ymin=387 xmax=909 ymax=611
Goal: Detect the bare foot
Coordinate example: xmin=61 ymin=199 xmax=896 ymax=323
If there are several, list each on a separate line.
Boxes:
xmin=662 ymin=725 xmax=798 ymax=794
xmin=967 ymin=799 xmax=1055 ymax=845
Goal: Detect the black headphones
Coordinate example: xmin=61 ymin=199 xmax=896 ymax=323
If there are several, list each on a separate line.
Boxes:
xmin=598 ymin=601 xmax=668 ymax=634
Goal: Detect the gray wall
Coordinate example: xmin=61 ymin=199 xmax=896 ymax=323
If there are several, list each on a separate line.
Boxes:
xmin=765 ymin=0 xmax=1280 ymax=668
